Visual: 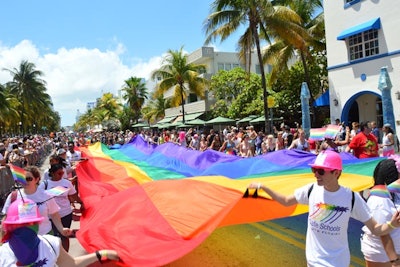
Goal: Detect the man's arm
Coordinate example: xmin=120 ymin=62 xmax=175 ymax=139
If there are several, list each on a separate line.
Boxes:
xmin=248 ymin=182 xmax=298 ymax=206
xmin=364 ymin=211 xmax=400 ymax=236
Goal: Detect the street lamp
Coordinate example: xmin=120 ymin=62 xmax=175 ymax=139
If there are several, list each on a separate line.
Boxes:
xmin=33 ymin=124 xmax=36 ymax=134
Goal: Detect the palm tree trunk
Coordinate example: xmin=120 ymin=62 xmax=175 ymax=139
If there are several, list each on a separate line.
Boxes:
xmin=253 ymin=28 xmax=270 ymax=133
xmin=180 ymin=85 xmax=186 ymax=124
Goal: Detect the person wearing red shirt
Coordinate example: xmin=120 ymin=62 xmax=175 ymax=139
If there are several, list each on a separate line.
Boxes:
xmin=347 ymin=121 xmax=379 ymax=158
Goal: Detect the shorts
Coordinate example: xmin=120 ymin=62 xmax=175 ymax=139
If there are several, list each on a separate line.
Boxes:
xmin=361 ymin=233 xmax=396 ymax=262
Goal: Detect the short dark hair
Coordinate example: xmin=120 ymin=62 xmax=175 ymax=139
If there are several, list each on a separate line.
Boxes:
xmin=359 ymin=121 xmax=370 ymax=132
xmin=373 ymin=159 xmax=398 ymax=186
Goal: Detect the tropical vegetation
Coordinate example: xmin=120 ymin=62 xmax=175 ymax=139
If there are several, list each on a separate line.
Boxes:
xmin=151 ymin=47 xmax=208 ymax=124
xmin=1 ymin=60 xmax=60 ymax=135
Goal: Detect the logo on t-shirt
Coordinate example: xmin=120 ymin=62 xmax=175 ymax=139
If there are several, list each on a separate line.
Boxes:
xmin=309 ymin=202 xmax=349 ymax=235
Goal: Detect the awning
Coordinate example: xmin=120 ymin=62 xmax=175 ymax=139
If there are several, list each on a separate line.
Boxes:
xmin=173 ymin=112 xmax=204 ymax=123
xmin=337 ymin=18 xmax=381 ymax=40
xmin=313 ymin=90 xmax=330 ymax=107
xmin=184 ymin=112 xmax=204 ymax=121
xmin=157 ymin=116 xmax=176 ymax=124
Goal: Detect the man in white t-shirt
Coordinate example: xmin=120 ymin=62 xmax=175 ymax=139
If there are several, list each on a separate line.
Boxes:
xmin=66 ymin=141 xmax=81 ymax=163
xmin=248 ymin=150 xmax=400 ymax=266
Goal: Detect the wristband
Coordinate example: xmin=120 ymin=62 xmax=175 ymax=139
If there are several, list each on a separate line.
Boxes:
xmin=387 ymin=221 xmax=397 ymax=229
xmin=390 ymin=257 xmax=399 ymax=263
xmin=96 ymin=250 xmax=108 ymax=263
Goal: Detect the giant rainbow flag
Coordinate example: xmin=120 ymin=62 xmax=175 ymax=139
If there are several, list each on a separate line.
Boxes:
xmin=76 ymin=136 xmax=380 ymax=266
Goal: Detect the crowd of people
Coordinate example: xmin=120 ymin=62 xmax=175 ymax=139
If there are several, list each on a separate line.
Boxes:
xmin=139 ymin=120 xmax=397 ymax=159
xmin=0 ymin=133 xmax=122 ymax=266
xmin=0 ymin=120 xmax=398 ymax=266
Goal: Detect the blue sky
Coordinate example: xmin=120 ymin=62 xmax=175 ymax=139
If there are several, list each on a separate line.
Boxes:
xmin=0 ymin=1 xmax=241 ymax=126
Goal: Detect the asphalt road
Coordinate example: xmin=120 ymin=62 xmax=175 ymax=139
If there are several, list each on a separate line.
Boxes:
xmin=69 ymin=213 xmax=365 ymax=267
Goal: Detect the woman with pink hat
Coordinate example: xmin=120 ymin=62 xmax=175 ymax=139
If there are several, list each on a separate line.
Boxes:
xmin=0 ymin=199 xmax=120 ymax=266
xmin=248 ymin=150 xmax=400 ymax=266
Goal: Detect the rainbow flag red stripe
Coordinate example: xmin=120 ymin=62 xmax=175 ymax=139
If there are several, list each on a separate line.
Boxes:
xmin=9 ymin=164 xmax=27 ymax=185
xmin=369 ymin=185 xmax=391 ymax=198
xmin=387 ymin=179 xmax=400 ymax=194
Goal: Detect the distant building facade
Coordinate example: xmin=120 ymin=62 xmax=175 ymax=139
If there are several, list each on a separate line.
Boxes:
xmin=324 ymin=0 xmax=400 ymax=132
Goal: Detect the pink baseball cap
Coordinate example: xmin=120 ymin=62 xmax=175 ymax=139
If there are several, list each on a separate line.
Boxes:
xmin=309 ymin=150 xmax=342 ymax=170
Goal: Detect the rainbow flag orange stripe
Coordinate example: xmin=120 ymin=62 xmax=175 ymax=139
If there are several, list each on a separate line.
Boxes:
xmin=10 ymin=164 xmax=27 ymax=185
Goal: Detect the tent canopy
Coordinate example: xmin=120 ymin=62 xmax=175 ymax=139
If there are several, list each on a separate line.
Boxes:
xmin=206 ymin=116 xmax=236 ymax=124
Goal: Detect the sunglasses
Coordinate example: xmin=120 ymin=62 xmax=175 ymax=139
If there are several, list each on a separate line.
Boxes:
xmin=311 ymin=168 xmax=334 ymax=176
xmin=25 ymin=176 xmax=35 ymax=182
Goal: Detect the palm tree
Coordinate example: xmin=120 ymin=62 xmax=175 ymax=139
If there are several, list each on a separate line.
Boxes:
xmin=263 ymin=0 xmax=324 ymax=98
xmin=142 ymin=93 xmax=172 ymax=123
xmin=3 ymin=60 xmax=51 ymax=134
xmin=97 ymin=92 xmax=122 ymax=121
xmin=204 ymin=0 xmax=305 ymax=132
xmin=121 ymin=77 xmax=148 ymax=124
xmin=151 ymin=47 xmax=208 ymax=124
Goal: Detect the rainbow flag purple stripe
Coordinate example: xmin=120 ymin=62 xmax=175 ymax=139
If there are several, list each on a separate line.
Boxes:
xmin=387 ymin=179 xmax=400 ymax=194
xmin=10 ymin=164 xmax=27 ymax=185
xmin=369 ymin=185 xmax=391 ymax=198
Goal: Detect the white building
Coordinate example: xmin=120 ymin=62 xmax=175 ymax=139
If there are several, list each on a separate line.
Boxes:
xmin=324 ymin=0 xmax=400 ymax=133
xmin=159 ymin=46 xmax=269 ymax=124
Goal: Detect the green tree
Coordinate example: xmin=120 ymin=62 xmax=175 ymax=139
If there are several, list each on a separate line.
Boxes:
xmin=151 ymin=47 xmax=208 ymax=123
xmin=3 ymin=60 xmax=56 ymax=134
xmin=272 ymin=53 xmax=328 ymax=127
xmin=209 ymin=68 xmax=264 ymax=119
xmin=97 ymin=92 xmax=122 ymax=121
xmin=142 ymin=93 xmax=172 ymax=123
xmin=263 ymin=0 xmax=325 ymax=105
xmin=121 ymin=77 xmax=148 ymax=124
xmin=204 ymin=0 xmax=304 ymax=133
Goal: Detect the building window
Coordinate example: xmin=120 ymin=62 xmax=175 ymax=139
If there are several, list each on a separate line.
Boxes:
xmin=349 ymin=29 xmax=379 ymax=61
xmin=344 ymin=0 xmax=361 ymax=7
xmin=218 ymin=63 xmax=224 ymax=71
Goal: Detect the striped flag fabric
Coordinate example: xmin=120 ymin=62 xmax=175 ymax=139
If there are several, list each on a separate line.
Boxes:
xmin=9 ymin=164 xmax=27 ymax=185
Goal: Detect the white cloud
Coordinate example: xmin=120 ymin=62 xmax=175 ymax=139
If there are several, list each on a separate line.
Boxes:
xmin=0 ymin=40 xmax=163 ymax=126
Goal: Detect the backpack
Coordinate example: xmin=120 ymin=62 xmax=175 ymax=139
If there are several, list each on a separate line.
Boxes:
xmin=307 ymin=184 xmax=355 ymax=211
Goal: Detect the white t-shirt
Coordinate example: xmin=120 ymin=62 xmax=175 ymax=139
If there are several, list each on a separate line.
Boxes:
xmin=0 ymin=234 xmax=60 ymax=267
xmin=67 ymin=150 xmax=81 ymax=162
xmin=294 ymin=183 xmax=372 ymax=267
xmin=38 ymin=178 xmax=76 ymax=217
xmin=1 ymin=189 xmax=60 ymax=235
xmin=361 ymin=193 xmax=400 ymax=262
